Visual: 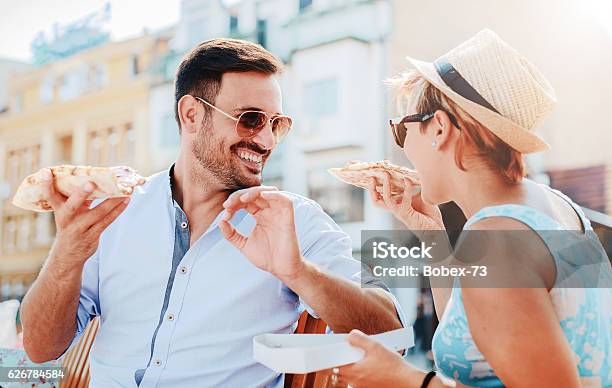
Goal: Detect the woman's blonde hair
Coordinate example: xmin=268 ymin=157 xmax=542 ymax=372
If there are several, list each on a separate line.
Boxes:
xmin=388 ymin=71 xmax=525 ymax=184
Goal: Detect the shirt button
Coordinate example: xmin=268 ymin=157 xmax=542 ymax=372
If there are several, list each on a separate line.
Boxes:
xmin=154 ymin=359 xmax=162 ymax=366
xmin=179 ymin=266 xmax=188 ymax=275
xmin=180 ymin=221 xmax=188 ymax=229
xmin=167 ymin=313 xmax=174 ymax=321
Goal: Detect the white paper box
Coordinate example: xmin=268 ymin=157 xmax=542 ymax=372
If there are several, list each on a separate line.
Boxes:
xmin=253 ymin=327 xmax=414 ymax=374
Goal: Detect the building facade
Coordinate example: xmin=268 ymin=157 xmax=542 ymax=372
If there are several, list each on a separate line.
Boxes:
xmin=0 ymin=33 xmax=172 ymax=298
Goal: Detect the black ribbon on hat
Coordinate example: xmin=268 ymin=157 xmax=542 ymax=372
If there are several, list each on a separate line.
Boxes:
xmin=434 ymin=59 xmax=500 ymax=114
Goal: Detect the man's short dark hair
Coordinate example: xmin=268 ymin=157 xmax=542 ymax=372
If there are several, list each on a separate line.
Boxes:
xmin=174 ymin=38 xmax=283 ymax=132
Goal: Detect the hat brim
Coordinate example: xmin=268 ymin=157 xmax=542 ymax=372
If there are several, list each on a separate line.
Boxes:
xmin=405 ymin=56 xmax=550 ymax=154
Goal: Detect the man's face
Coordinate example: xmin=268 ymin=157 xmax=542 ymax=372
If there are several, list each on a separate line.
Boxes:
xmin=192 ymin=71 xmax=283 ymax=189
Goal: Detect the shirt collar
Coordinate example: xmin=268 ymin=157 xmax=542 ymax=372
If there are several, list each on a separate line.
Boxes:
xmin=168 ymin=164 xmax=179 ymax=209
xmin=165 ymin=163 xmax=247 ymax=230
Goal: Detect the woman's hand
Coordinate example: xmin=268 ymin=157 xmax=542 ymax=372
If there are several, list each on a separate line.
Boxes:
xmin=335 ymin=330 xmax=415 ymax=388
xmin=368 ymin=172 xmax=444 ymax=231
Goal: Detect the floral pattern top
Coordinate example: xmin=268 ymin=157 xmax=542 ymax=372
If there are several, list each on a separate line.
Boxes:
xmin=431 ymin=188 xmax=611 ymax=387
xmin=0 ymin=348 xmax=60 ymax=387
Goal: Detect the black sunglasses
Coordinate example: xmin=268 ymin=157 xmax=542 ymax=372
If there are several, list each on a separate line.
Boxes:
xmin=389 ymin=111 xmax=460 ymax=148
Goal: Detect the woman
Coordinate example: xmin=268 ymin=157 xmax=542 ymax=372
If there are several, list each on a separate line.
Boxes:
xmin=335 ymin=29 xmax=610 ymax=387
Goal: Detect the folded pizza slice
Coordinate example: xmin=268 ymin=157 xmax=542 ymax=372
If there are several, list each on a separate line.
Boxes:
xmin=12 ymin=165 xmax=147 ymax=212
xmin=327 ymin=160 xmax=420 ymax=196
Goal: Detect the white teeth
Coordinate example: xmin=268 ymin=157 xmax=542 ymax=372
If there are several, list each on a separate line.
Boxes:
xmin=238 ymin=150 xmax=262 ymax=163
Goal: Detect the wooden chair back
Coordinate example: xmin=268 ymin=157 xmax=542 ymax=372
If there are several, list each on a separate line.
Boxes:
xmin=60 ymin=317 xmax=99 ymax=388
xmin=286 ymin=312 xmax=339 ymax=388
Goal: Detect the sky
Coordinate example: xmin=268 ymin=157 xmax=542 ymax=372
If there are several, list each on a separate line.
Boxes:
xmin=0 ymin=0 xmax=182 ymax=62
xmin=0 ymin=0 xmax=610 ymax=63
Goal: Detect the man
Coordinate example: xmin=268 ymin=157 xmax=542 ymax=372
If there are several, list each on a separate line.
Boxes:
xmin=21 ymin=39 xmax=405 ymax=387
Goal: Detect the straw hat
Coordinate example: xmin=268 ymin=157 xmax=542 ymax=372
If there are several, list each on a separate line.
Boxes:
xmin=406 ymin=29 xmax=556 ymax=153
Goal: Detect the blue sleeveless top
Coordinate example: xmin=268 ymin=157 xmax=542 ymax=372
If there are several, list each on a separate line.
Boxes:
xmin=431 ymin=188 xmax=611 ymax=387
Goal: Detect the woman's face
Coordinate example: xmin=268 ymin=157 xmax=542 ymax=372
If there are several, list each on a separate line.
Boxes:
xmin=401 ymin=113 xmax=451 ymax=205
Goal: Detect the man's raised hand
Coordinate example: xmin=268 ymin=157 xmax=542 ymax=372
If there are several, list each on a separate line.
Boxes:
xmin=42 ymin=168 xmax=130 ymax=268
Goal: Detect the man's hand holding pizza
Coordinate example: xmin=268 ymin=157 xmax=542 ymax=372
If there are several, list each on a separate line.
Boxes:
xmin=41 ymin=168 xmax=130 ymax=270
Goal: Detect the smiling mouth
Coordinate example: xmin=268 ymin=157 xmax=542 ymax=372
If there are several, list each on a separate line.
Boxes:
xmin=235 ymin=148 xmax=265 ymax=172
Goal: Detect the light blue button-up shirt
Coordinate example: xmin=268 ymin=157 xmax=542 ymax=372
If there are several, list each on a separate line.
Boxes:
xmin=64 ymin=167 xmax=406 ymax=387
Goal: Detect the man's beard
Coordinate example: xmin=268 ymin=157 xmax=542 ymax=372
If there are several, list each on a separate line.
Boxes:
xmin=191 ymin=124 xmax=268 ymax=190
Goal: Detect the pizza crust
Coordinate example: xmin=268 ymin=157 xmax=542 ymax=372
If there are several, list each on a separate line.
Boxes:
xmin=327 ymin=160 xmax=420 ymax=196
xmin=12 ymin=165 xmax=147 ymax=212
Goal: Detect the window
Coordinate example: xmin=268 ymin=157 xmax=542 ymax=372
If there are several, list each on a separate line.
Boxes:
xmin=22 ymin=148 xmax=33 ymax=174
xmin=308 ymin=170 xmax=364 ymax=223
xmin=1 ymin=214 xmax=36 ymax=254
xmin=1 ymin=281 xmax=11 ymax=301
xmin=35 ymin=213 xmax=52 ymax=246
xmin=0 ymin=277 xmax=28 ymax=302
xmin=32 ymin=145 xmax=40 ymax=174
xmin=164 ymin=54 xmax=180 ymax=80
xmin=59 ymin=68 xmax=87 ymax=100
xmin=40 ymin=75 xmax=55 ymax=104
xmin=93 ymin=63 xmax=107 ymax=89
xmin=124 ymin=123 xmax=136 ymax=161
xmin=57 ymin=134 xmax=73 ymax=165
xmin=130 ymin=55 xmax=140 ymax=77
xmin=3 ymin=217 xmax=17 ymax=253
xmin=302 ymin=78 xmax=338 ymax=134
xmin=299 ymin=0 xmax=313 ymax=12
xmin=12 ymin=93 xmax=23 ymax=113
xmin=86 ymin=123 xmax=135 ymax=166
xmin=229 ymin=15 xmax=239 ymax=35
xmin=88 ymin=133 xmax=103 ymax=165
xmin=4 ymin=144 xmax=40 ymax=196
xmin=107 ymin=129 xmax=120 ymax=162
xmin=303 ymin=78 xmax=338 ymax=117
xmin=6 ymin=152 xmax=19 ymax=187
xmin=256 ymin=19 xmax=267 ymax=48
xmin=12 ymin=279 xmax=25 ymax=302
xmin=17 ymin=216 xmax=31 ymax=251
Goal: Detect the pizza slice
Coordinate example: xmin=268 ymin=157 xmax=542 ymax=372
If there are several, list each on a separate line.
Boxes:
xmin=12 ymin=165 xmax=147 ymax=212
xmin=327 ymin=160 xmax=420 ymax=196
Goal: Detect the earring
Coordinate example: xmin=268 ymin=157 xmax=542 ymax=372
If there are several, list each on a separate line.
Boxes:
xmin=431 ymin=140 xmax=437 ymax=148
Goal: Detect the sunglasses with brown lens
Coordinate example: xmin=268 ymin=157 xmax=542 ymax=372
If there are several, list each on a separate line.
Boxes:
xmin=389 ymin=111 xmax=460 ymax=147
xmin=194 ymin=96 xmax=293 ymax=144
